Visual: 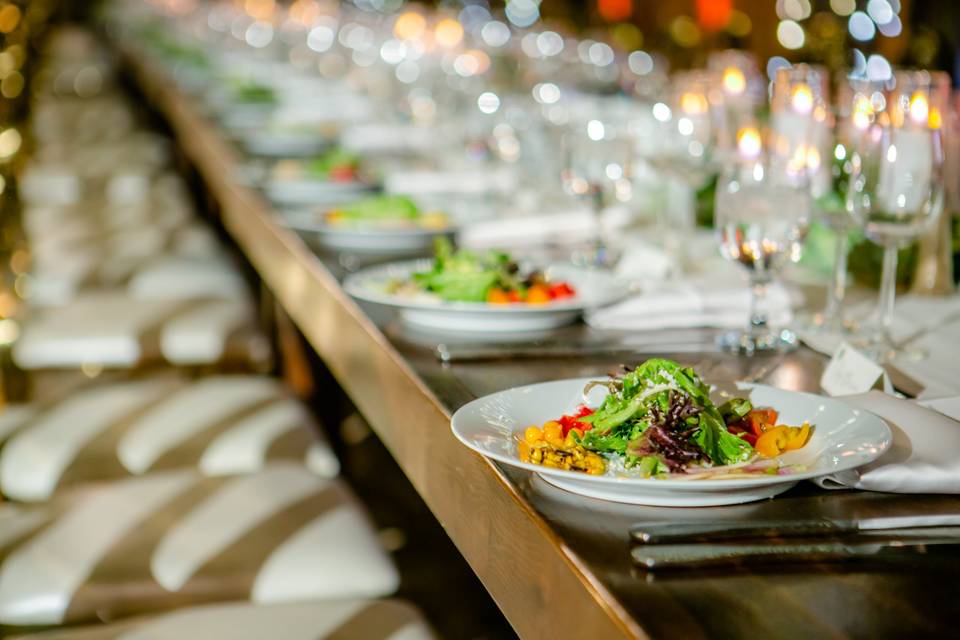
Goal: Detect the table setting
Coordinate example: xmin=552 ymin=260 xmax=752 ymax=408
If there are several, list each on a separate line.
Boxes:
xmin=94 ymin=0 xmax=960 ymax=636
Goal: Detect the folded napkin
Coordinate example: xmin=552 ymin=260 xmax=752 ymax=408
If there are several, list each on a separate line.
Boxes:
xmin=458 ymin=205 xmax=634 ymax=250
xmin=586 ymin=271 xmax=795 ymax=331
xmin=798 ymin=294 xmax=960 ymax=399
xmin=384 ymin=167 xmax=517 ymax=197
xmin=813 ymin=391 xmax=960 ymax=494
xmin=340 ymin=123 xmax=437 ymax=155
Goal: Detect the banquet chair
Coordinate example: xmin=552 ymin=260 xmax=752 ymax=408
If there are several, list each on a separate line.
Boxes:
xmin=9 ymin=599 xmax=436 ymax=640
xmin=0 ymin=374 xmax=339 ymax=502
xmin=0 ymin=464 xmax=399 ymax=628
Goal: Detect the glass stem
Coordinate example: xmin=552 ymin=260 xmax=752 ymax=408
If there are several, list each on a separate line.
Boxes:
xmin=590 ymin=186 xmax=605 ymax=253
xmin=876 ymin=245 xmax=899 ymax=345
xmin=824 ymin=231 xmax=849 ymax=319
xmin=749 ymin=275 xmax=771 ymax=342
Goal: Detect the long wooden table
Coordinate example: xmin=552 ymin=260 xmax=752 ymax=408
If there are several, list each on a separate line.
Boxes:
xmin=127 ymin=51 xmax=960 ymax=639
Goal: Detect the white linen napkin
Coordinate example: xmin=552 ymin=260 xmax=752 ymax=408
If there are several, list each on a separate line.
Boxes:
xmin=458 ymin=205 xmax=634 ymax=250
xmin=340 ymin=123 xmax=436 ymax=155
xmin=585 ymin=260 xmax=795 ymax=331
xmin=798 ymin=294 xmax=960 ymax=398
xmin=384 ymin=167 xmax=517 ymax=196
xmin=813 ymin=391 xmax=960 ymax=494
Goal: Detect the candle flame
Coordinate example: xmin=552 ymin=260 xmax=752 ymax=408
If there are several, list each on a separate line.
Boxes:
xmin=791 ymin=84 xmax=814 ymax=115
xmin=722 ymin=67 xmax=746 ymax=95
xmin=908 ymin=91 xmax=929 ymax=126
xmin=434 ymin=18 xmax=464 ymax=48
xmin=929 ymin=107 xmax=942 ymax=130
xmin=244 ymin=0 xmax=275 ymax=20
xmin=679 ymin=92 xmax=708 ymax=115
xmin=737 ymin=126 xmax=761 ymax=158
xmin=852 ymin=95 xmax=873 ymax=130
xmin=394 ymin=12 xmax=426 ymax=40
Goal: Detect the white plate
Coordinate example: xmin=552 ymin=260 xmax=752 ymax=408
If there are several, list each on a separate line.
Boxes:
xmin=451 ymin=378 xmax=892 ymax=506
xmin=280 ymin=212 xmax=455 ymax=257
xmin=344 ymin=260 xmax=626 ymax=332
xmin=264 ymin=179 xmax=375 ymax=207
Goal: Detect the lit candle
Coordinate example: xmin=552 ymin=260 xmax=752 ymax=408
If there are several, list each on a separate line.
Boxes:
xmin=879 ymin=91 xmax=933 ymax=212
xmin=434 ymin=18 xmax=464 ymax=49
xmin=736 ymin=126 xmax=761 ymax=159
xmin=722 ymin=67 xmax=746 ymax=97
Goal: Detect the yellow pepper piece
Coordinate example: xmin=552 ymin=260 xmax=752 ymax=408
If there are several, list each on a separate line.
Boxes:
xmin=755 ymin=426 xmax=789 ymax=458
xmin=784 ymin=422 xmax=811 ymax=451
xmin=523 ymin=426 xmax=542 ymax=445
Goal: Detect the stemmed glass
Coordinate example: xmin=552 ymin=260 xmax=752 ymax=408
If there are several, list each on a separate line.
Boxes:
xmin=643 ymin=71 xmax=720 ymax=267
xmin=715 ymin=122 xmax=812 ymax=354
xmin=846 ymin=70 xmax=947 ymax=362
xmin=560 ymin=107 xmax=635 ymax=267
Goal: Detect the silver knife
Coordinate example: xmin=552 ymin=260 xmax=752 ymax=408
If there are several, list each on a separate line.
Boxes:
xmin=631 ymin=514 xmax=960 ymax=544
xmin=435 ymin=340 xmax=715 ymax=363
xmin=632 ymin=528 xmax=960 ymax=569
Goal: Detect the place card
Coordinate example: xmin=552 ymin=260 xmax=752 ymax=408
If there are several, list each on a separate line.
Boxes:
xmin=820 ymin=342 xmax=893 ymax=397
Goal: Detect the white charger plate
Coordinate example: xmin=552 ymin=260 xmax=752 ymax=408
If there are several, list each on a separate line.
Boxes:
xmin=451 ymin=378 xmax=892 ymax=506
xmin=280 ymin=212 xmax=456 ymax=257
xmin=344 ymin=260 xmax=627 ymax=332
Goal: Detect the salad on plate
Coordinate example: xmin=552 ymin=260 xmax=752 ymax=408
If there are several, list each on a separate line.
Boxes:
xmin=271 ymin=148 xmax=362 ymax=184
xmin=388 ymin=238 xmax=577 ymax=305
xmin=519 ymin=358 xmax=812 ymax=478
xmin=323 ymin=195 xmax=450 ymax=231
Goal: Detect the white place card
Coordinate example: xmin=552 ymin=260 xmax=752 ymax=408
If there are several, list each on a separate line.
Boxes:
xmin=820 ymin=341 xmax=893 ymax=397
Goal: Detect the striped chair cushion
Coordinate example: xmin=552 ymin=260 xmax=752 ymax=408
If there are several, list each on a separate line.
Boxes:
xmin=11 ymin=599 xmax=435 ymax=640
xmin=0 ymin=464 xmax=399 ymax=626
xmin=11 ymin=293 xmax=270 ymax=370
xmin=0 ymin=375 xmax=339 ymax=502
xmin=29 ymin=254 xmax=248 ymax=308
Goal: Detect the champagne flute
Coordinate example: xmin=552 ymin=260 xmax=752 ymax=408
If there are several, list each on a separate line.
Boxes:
xmin=560 ymin=106 xmax=634 ymax=267
xmin=715 ymin=122 xmax=811 ymax=354
xmin=846 ymin=70 xmax=948 ymax=362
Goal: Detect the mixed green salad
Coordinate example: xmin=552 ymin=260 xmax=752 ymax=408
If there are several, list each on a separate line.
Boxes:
xmin=519 ymin=359 xmax=812 ymax=478
xmin=578 ymin=359 xmax=754 ymax=475
xmin=392 ymin=238 xmax=576 ymax=304
xmin=272 ymin=148 xmax=361 ymax=183
xmin=229 ymin=78 xmax=276 ymax=104
xmin=324 ymin=195 xmax=449 ymax=230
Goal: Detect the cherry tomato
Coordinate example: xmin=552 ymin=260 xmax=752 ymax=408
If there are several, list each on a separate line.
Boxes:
xmin=329 ymin=166 xmax=357 ymax=182
xmin=548 ymin=282 xmax=576 ymax=299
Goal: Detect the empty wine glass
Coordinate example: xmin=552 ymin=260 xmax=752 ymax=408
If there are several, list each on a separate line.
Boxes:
xmin=846 ymin=70 xmax=948 ymax=362
xmin=715 ymin=122 xmax=811 ymax=354
xmin=560 ymin=106 xmax=634 ymax=267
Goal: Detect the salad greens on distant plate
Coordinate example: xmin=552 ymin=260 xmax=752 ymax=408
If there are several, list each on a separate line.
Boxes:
xmin=271 ymin=148 xmax=362 ymax=183
xmin=323 ymin=195 xmax=449 ymax=231
xmin=519 ymin=358 xmax=812 ymax=478
xmin=388 ymin=238 xmax=577 ymax=305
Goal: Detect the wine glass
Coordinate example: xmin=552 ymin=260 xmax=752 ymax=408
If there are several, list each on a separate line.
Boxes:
xmin=846 ymin=70 xmax=948 ymax=362
xmin=560 ymin=105 xmax=635 ymax=267
xmin=715 ymin=122 xmax=811 ymax=354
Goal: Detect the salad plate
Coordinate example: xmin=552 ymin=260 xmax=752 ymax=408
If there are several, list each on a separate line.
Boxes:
xmin=280 ymin=195 xmax=456 ymax=257
xmin=344 ymin=258 xmax=625 ymax=332
xmin=239 ymin=152 xmax=376 ymax=206
xmin=451 ymin=364 xmax=892 ymax=506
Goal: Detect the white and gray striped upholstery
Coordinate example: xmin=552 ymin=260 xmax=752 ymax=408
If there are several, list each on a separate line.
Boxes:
xmin=0 ymin=464 xmax=399 ymax=626
xmin=11 ymin=599 xmax=436 ymax=640
xmin=12 ymin=293 xmax=270 ymax=370
xmin=0 ymin=375 xmax=339 ymax=502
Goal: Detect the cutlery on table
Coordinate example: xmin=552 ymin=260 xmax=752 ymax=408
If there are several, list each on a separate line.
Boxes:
xmin=630 ymin=514 xmax=960 ymax=544
xmin=632 ymin=529 xmax=960 ymax=569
